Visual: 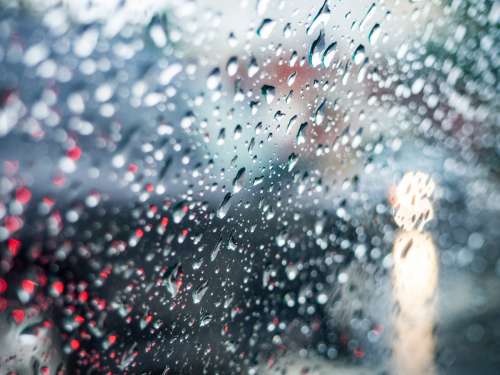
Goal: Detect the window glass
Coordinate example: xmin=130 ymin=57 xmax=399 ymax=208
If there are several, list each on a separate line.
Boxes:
xmin=0 ymin=0 xmax=499 ymax=374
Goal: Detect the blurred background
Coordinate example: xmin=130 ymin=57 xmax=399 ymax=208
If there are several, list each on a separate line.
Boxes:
xmin=0 ymin=0 xmax=499 ymax=373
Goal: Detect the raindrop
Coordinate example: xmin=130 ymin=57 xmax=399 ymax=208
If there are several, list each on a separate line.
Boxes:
xmin=211 ymin=238 xmax=223 ymax=262
xmin=306 ymin=0 xmax=331 ymax=36
xmin=287 ymin=115 xmax=298 ymax=134
xmin=193 ymin=281 xmax=209 ymax=304
xmin=173 ymin=201 xmax=188 ymax=223
xmin=309 ymin=30 xmax=325 ymax=68
xmin=233 ymin=124 xmax=242 ymax=139
xmin=253 ymin=176 xmax=264 ymax=186
xmin=150 ymin=24 xmax=167 ymax=48
xmin=217 ymin=193 xmax=232 ymax=219
xmin=226 ymin=56 xmax=238 ymax=76
xmin=248 ymin=57 xmax=259 ymax=77
xmin=287 ymin=153 xmax=299 ymax=172
xmin=368 ymin=23 xmax=381 ymax=45
xmin=256 ymin=18 xmax=276 ymax=39
xmin=352 ymin=44 xmax=366 ymax=65
xmin=283 ymin=23 xmax=292 ymax=38
xmin=232 ymin=168 xmax=246 ymax=193
xmin=261 ymin=85 xmax=276 ymax=104
xmin=207 ymin=68 xmax=221 ymax=90
xmin=322 ymin=41 xmax=337 ymax=67
xmin=314 ymin=98 xmax=326 ymax=126
xmin=200 ymin=313 xmax=213 ymax=327
xmin=289 ymin=51 xmax=298 ymax=67
xmin=296 ymin=122 xmax=308 ymax=145
xmin=165 ymin=263 xmax=183 ymax=298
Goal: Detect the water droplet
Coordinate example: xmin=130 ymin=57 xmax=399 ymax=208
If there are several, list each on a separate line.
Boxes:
xmin=368 ymin=23 xmax=381 ymax=45
xmin=226 ymin=56 xmax=238 ymax=76
xmin=276 ymin=230 xmax=288 ymax=247
xmin=248 ymin=57 xmax=259 ymax=77
xmin=165 ymin=263 xmax=183 ymax=298
xmin=200 ymin=312 xmax=213 ymax=327
xmin=256 ymin=18 xmax=276 ymax=39
xmin=309 ymin=30 xmax=325 ymax=68
xmin=253 ymin=176 xmax=264 ymax=186
xmin=233 ymin=124 xmax=242 ymax=140
xmin=287 ymin=153 xmax=299 ymax=172
xmin=207 ymin=68 xmax=221 ymax=90
xmin=352 ymin=44 xmax=366 ymax=65
xmin=211 ymin=237 xmax=223 ymax=262
xmin=322 ymin=41 xmax=337 ymax=67
xmin=173 ymin=201 xmax=188 ymax=223
xmin=287 ymin=115 xmax=298 ymax=134
xmin=261 ymin=85 xmax=276 ymax=104
xmin=232 ymin=168 xmax=246 ymax=193
xmin=359 ymin=2 xmax=376 ymax=31
xmin=306 ymin=0 xmax=331 ymax=36
xmin=314 ymin=98 xmax=326 ymax=126
xmin=217 ymin=193 xmax=232 ymax=219
xmin=283 ymin=23 xmax=292 ymax=38
xmin=296 ymin=122 xmax=308 ymax=145
xmin=150 ymin=24 xmax=167 ymax=48
xmin=193 ymin=281 xmax=209 ymax=304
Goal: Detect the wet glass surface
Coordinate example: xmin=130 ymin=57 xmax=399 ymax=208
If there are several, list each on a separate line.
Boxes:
xmin=0 ymin=0 xmax=499 ymax=374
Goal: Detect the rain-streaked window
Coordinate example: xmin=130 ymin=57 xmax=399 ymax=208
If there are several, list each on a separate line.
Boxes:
xmin=0 ymin=0 xmax=499 ymax=374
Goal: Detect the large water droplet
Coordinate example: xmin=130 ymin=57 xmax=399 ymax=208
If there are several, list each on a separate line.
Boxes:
xmin=165 ymin=263 xmax=183 ymax=298
xmin=256 ymin=18 xmax=276 ymax=39
xmin=232 ymin=168 xmax=246 ymax=193
xmin=226 ymin=56 xmax=238 ymax=76
xmin=306 ymin=0 xmax=331 ymax=36
xmin=287 ymin=153 xmax=299 ymax=172
xmin=217 ymin=193 xmax=232 ymax=219
xmin=193 ymin=281 xmax=209 ymax=304
xmin=309 ymin=30 xmax=325 ymax=68
xmin=296 ymin=122 xmax=308 ymax=145
xmin=248 ymin=57 xmax=259 ymax=77
xmin=368 ymin=23 xmax=381 ymax=45
xmin=353 ymin=44 xmax=366 ymax=65
xmin=322 ymin=41 xmax=337 ymax=67
xmin=314 ymin=98 xmax=326 ymax=126
xmin=207 ymin=68 xmax=221 ymax=90
xmin=261 ymin=85 xmax=276 ymax=104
